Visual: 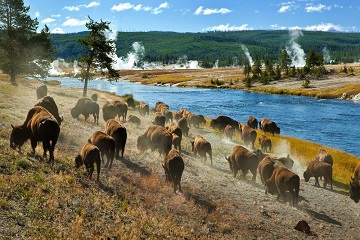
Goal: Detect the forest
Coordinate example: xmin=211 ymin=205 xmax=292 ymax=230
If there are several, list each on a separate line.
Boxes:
xmin=49 ymin=30 xmax=360 ymax=68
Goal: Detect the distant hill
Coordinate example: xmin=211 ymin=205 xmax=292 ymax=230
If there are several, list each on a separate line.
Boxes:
xmin=49 ymin=30 xmax=360 ymax=67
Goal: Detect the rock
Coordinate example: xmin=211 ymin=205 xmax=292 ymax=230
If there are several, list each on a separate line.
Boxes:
xmin=294 ymin=220 xmax=311 ymax=234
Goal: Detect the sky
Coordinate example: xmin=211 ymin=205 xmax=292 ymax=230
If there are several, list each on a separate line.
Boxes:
xmin=24 ymin=0 xmax=360 ymax=34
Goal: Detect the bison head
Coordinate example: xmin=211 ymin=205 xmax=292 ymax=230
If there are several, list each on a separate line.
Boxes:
xmin=350 ymin=178 xmax=360 ymax=203
xmin=75 ymin=155 xmax=83 ymax=168
xmin=10 ymin=124 xmax=29 ymax=150
xmin=70 ymin=108 xmax=80 ymax=118
xmin=303 ymin=171 xmax=310 ymax=182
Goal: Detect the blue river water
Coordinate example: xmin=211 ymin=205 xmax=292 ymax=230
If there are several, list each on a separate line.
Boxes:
xmin=52 ymin=77 xmax=360 ymax=157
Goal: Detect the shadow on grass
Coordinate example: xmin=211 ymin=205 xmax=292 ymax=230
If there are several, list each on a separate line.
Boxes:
xmin=303 ymin=208 xmax=342 ymax=226
xmin=182 ymin=186 xmax=217 ymax=214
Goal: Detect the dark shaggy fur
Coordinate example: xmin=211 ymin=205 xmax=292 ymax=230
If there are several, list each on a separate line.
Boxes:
xmin=260 ymin=118 xmax=280 ymax=136
xmin=138 ymin=101 xmax=150 ymax=117
xmin=191 ymin=135 xmax=212 ymax=165
xmin=71 ymin=97 xmax=99 ymax=124
xmin=35 ymin=96 xmax=63 ymax=125
xmin=247 ymin=115 xmax=258 ymax=129
xmin=105 ymin=119 xmax=127 ymax=160
xmin=258 ymin=135 xmax=272 ymax=152
xmin=210 ymin=115 xmax=239 ymax=132
xmin=303 ymin=160 xmax=333 ymax=189
xmin=162 ymin=149 xmax=185 ymax=193
xmin=137 ymin=125 xmax=172 ymax=156
xmin=88 ymin=131 xmax=116 ymax=169
xmin=75 ymin=143 xmax=101 ymax=182
xmin=240 ymin=124 xmax=257 ymax=149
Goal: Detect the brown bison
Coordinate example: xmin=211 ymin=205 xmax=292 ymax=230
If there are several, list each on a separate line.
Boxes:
xmin=167 ymin=123 xmax=182 ymax=152
xmin=35 ymin=96 xmax=63 ymax=125
xmin=173 ymin=111 xmax=183 ymax=121
xmin=210 ymin=115 xmax=239 ymax=132
xmin=187 ymin=113 xmax=206 ymax=128
xmin=315 ymin=148 xmax=333 ymax=166
xmin=163 ymin=110 xmax=173 ymax=123
xmin=303 ymin=160 xmax=333 ymax=189
xmin=71 ymin=97 xmax=99 ymax=124
xmin=247 ymin=115 xmax=258 ymax=129
xmin=102 ymin=101 xmax=117 ymax=121
xmin=113 ymin=100 xmax=128 ymax=122
xmin=350 ymin=162 xmax=360 ymax=203
xmin=265 ymin=166 xmax=300 ymax=206
xmin=105 ymin=119 xmax=127 ymax=160
xmin=177 ymin=117 xmax=189 ymax=137
xmin=258 ymin=156 xmax=276 ymax=185
xmin=258 ymin=135 xmax=272 ymax=152
xmin=88 ymin=131 xmax=115 ymax=169
xmin=155 ymin=101 xmax=169 ymax=113
xmin=191 ymin=135 xmax=213 ymax=165
xmin=91 ymin=93 xmax=98 ymax=102
xmin=153 ymin=112 xmax=166 ymax=127
xmin=162 ymin=149 xmax=184 ymax=193
xmin=240 ymin=124 xmax=257 ymax=149
xmin=224 ymin=124 xmax=235 ymax=140
xmin=36 ymin=83 xmax=47 ymax=99
xmin=138 ymin=101 xmax=150 ymax=117
xmin=137 ymin=125 xmax=172 ymax=156
xmin=126 ymin=96 xmax=135 ymax=108
xmin=225 ymin=145 xmax=260 ymax=182
xmin=128 ymin=115 xmax=141 ymax=125
xmin=260 ymin=118 xmax=280 ymax=136
xmin=75 ymin=143 xmax=101 ymax=182
xmin=10 ymin=106 xmax=60 ymax=165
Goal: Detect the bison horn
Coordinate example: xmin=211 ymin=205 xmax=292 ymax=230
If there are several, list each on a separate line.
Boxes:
xmin=11 ymin=124 xmax=15 ymax=129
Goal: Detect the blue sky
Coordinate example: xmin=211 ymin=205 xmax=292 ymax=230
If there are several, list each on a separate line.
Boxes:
xmin=24 ymin=0 xmax=360 ymax=34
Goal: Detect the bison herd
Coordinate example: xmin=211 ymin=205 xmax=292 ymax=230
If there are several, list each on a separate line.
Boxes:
xmin=9 ymin=85 xmax=360 ymax=204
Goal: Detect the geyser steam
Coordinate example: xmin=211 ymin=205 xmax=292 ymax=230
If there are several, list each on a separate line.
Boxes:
xmin=286 ymin=30 xmax=306 ymax=67
xmin=241 ymin=45 xmax=254 ymax=66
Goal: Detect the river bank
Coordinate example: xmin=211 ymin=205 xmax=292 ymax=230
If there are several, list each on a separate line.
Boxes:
xmin=118 ymin=66 xmax=360 ymax=100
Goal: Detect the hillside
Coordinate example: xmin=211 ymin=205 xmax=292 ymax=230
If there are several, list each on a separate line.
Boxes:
xmin=1 ymin=75 xmax=360 ymax=239
xmin=50 ymin=30 xmax=360 ymax=66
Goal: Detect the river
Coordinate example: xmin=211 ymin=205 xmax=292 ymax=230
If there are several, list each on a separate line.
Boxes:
xmin=52 ymin=77 xmax=360 ymax=157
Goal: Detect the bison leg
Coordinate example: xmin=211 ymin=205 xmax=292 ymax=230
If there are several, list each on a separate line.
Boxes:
xmin=30 ymin=138 xmax=37 ymax=155
xmin=314 ymin=177 xmax=320 ymax=187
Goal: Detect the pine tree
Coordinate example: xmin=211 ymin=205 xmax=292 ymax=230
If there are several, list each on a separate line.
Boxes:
xmin=78 ymin=16 xmax=119 ymax=97
xmin=0 ymin=0 xmax=54 ymax=84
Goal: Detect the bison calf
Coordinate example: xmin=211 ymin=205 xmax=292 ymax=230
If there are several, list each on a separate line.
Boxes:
xmin=258 ymin=135 xmax=272 ymax=152
xmin=303 ymin=160 xmax=333 ymax=189
xmin=265 ymin=166 xmax=300 ymax=206
xmin=75 ymin=143 xmax=101 ymax=182
xmin=162 ymin=149 xmax=185 ymax=193
xmin=88 ymin=131 xmax=116 ymax=169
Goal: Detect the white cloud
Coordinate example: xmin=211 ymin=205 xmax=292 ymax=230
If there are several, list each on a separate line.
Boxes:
xmin=85 ymin=1 xmax=100 ymax=8
xmin=152 ymin=2 xmax=169 ymax=15
xmin=62 ymin=18 xmax=87 ymax=27
xmin=111 ymin=3 xmax=134 ymax=11
xmin=134 ymin=4 xmax=142 ymax=11
xmin=204 ymin=24 xmax=253 ymax=32
xmin=64 ymin=6 xmax=80 ymax=11
xmin=51 ymin=28 xmax=64 ymax=34
xmin=35 ymin=11 xmax=40 ymax=18
xmin=51 ymin=14 xmax=61 ymax=18
xmin=195 ymin=6 xmax=231 ymax=15
xmin=305 ymin=4 xmax=331 ymax=13
xmin=278 ymin=5 xmax=291 ymax=13
xmin=303 ymin=23 xmax=342 ymax=32
xmin=42 ymin=18 xmax=56 ymax=24
xmin=277 ymin=1 xmax=296 ymax=13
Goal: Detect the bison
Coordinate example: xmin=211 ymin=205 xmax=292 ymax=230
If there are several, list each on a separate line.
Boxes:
xmin=75 ymin=143 xmax=101 ymax=182
xmin=240 ymin=124 xmax=257 ymax=149
xmin=167 ymin=123 xmax=182 ymax=152
xmin=71 ymin=97 xmax=99 ymax=124
xmin=128 ymin=115 xmax=141 ymax=125
xmin=210 ymin=115 xmax=239 ymax=132
xmin=260 ymin=118 xmax=280 ymax=136
xmin=247 ymin=116 xmax=258 ymax=129
xmin=162 ymin=149 xmax=185 ymax=193
xmin=153 ymin=112 xmax=166 ymax=127
xmin=350 ymin=162 xmax=360 ymax=203
xmin=126 ymin=96 xmax=135 ymax=109
xmin=113 ymin=100 xmax=128 ymax=122
xmin=224 ymin=124 xmax=235 ymax=140
xmin=303 ymin=160 xmax=333 ymax=189
xmin=177 ymin=117 xmax=189 ymax=137
xmin=88 ymin=131 xmax=115 ymax=169
xmin=10 ymin=106 xmax=60 ymax=165
xmin=36 ymin=83 xmax=47 ymax=99
xmin=155 ymin=101 xmax=169 ymax=113
xmin=258 ymin=135 xmax=272 ymax=152
xmin=225 ymin=145 xmax=260 ymax=182
xmin=105 ymin=119 xmax=127 ymax=160
xmin=265 ymin=166 xmax=300 ymax=206
xmin=191 ymin=135 xmax=212 ymax=165
xmin=102 ymin=101 xmax=117 ymax=121
xmin=138 ymin=101 xmax=150 ymax=117
xmin=137 ymin=125 xmax=172 ymax=156
xmin=187 ymin=113 xmax=206 ymax=128
xmin=35 ymin=96 xmax=63 ymax=125
xmin=258 ymin=156 xmax=276 ymax=185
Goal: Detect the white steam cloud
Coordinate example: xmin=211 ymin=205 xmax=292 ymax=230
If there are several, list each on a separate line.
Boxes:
xmin=322 ymin=47 xmax=331 ymax=63
xmin=241 ymin=45 xmax=254 ymax=66
xmin=285 ymin=30 xmax=306 ymax=67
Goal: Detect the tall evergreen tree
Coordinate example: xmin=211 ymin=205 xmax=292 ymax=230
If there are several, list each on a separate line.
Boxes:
xmin=280 ymin=50 xmax=291 ymax=77
xmin=0 ymin=0 xmax=54 ymax=84
xmin=78 ymin=16 xmax=119 ymax=97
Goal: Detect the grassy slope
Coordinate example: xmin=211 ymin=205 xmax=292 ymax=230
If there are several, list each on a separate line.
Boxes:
xmin=0 ymin=75 xmax=359 ymax=238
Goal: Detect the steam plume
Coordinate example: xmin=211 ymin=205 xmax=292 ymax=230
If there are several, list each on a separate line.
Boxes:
xmin=322 ymin=47 xmax=331 ymax=63
xmin=241 ymin=45 xmax=254 ymax=66
xmin=285 ymin=30 xmax=305 ymax=67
